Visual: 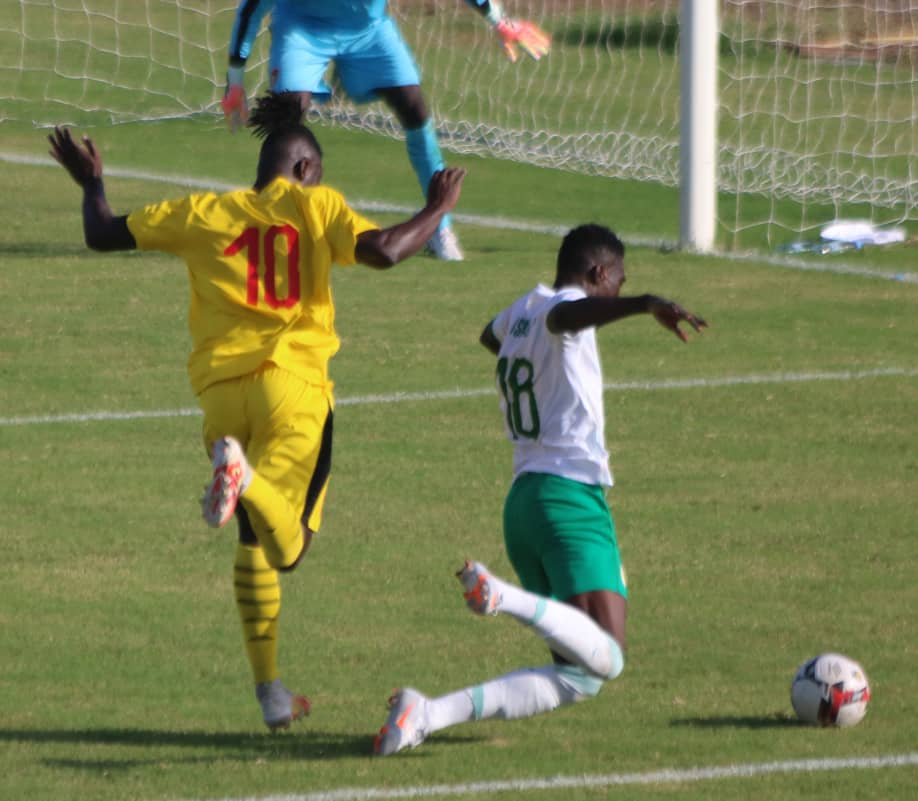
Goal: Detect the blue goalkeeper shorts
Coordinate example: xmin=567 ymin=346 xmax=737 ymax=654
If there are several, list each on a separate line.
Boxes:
xmin=269 ymin=15 xmax=421 ymax=103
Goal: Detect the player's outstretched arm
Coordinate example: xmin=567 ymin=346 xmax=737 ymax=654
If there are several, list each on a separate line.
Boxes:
xmin=548 ymin=295 xmax=707 ymax=341
xmin=464 ymin=1 xmax=551 ymax=62
xmin=355 ymin=167 xmax=467 ymax=268
xmin=48 ymin=127 xmax=136 ymax=252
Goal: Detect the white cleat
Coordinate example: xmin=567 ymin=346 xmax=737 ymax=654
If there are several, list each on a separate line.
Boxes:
xmin=427 ymin=226 xmax=464 ymax=261
xmin=457 ymin=560 xmax=503 ymax=616
xmin=201 ymin=436 xmax=248 ymax=528
xmin=256 ymin=678 xmax=310 ymax=731
xmin=374 ymin=688 xmax=431 ymax=756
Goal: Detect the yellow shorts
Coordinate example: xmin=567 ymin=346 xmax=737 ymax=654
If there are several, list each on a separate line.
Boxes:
xmin=198 ymin=364 xmax=333 ymax=536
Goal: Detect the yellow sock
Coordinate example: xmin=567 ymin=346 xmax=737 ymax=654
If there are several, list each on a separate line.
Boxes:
xmin=233 ymin=543 xmax=280 ymax=684
xmin=241 ymin=473 xmax=305 ymax=569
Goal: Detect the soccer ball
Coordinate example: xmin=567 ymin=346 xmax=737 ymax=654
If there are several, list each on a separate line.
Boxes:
xmin=790 ymin=653 xmax=871 ymax=727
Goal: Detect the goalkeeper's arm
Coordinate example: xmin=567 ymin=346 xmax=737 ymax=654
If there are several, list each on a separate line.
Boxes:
xmin=223 ymin=0 xmax=274 ymax=131
xmin=462 ymin=0 xmax=551 ymax=62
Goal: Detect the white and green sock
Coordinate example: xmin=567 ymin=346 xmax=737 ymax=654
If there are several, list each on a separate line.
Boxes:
xmin=425 ymin=664 xmax=602 ymax=732
xmin=488 ymin=574 xmax=624 ymax=680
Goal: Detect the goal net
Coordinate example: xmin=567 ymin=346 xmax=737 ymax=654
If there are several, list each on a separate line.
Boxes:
xmin=3 ymin=0 xmax=915 ymax=247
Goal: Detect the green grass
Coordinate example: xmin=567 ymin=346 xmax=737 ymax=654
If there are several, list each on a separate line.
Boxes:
xmin=1 ymin=113 xmax=918 ymax=801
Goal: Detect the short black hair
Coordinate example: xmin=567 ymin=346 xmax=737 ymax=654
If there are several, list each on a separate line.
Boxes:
xmin=556 ymin=224 xmax=625 ymax=281
xmin=248 ymin=91 xmax=323 ymax=158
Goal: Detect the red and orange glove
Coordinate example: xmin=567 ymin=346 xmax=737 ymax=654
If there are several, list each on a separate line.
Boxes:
xmin=494 ymin=17 xmax=551 ymax=63
xmin=221 ymin=65 xmax=248 ymax=132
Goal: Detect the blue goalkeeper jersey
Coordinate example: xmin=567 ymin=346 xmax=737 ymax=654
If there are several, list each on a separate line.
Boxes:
xmin=229 ymin=0 xmax=493 ymax=61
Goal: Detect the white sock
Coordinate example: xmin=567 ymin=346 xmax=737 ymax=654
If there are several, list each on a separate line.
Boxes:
xmin=425 ymin=688 xmax=475 ymax=732
xmin=490 ymin=574 xmax=624 ymax=680
xmin=426 ymin=665 xmax=597 ymax=731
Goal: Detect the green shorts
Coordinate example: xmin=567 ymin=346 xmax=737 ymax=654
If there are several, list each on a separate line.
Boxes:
xmin=503 ymin=472 xmax=627 ymax=601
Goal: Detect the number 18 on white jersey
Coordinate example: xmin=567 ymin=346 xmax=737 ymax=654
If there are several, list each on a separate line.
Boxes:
xmin=490 ymin=284 xmax=614 ymax=488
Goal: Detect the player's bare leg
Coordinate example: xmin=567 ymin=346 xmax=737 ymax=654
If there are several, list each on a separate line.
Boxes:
xmin=458 ymin=561 xmax=625 ymax=678
xmin=560 ymin=588 xmax=627 ymax=652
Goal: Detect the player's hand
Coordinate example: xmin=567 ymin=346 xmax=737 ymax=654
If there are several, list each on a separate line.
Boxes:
xmin=648 ymin=297 xmax=708 ymax=342
xmin=221 ymin=66 xmax=248 ymax=132
xmin=48 ymin=126 xmax=103 ymax=187
xmin=495 ymin=18 xmax=551 ymax=63
xmin=426 ymin=167 xmax=467 ymax=214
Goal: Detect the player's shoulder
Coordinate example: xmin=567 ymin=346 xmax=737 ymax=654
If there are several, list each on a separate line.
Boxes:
xmin=132 ymin=190 xmax=208 ymax=222
xmin=525 ymin=283 xmax=584 ymax=313
xmin=284 ymin=181 xmax=348 ymax=209
xmin=551 ymin=284 xmax=587 ymax=303
xmin=496 ymin=285 xmax=561 ymax=338
xmin=193 ymin=189 xmax=229 ymax=209
xmin=514 ymin=283 xmax=554 ymax=304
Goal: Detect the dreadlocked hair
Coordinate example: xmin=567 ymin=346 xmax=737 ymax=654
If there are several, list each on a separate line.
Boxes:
xmin=248 ymin=91 xmax=305 ymax=136
xmin=248 ymin=91 xmax=323 ymax=159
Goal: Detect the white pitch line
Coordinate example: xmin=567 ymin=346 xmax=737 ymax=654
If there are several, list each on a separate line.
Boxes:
xmin=3 ymin=151 xmax=916 ymax=282
xmin=1 ymin=367 xmax=916 ymax=428
xmin=169 ymin=753 xmax=918 ymax=801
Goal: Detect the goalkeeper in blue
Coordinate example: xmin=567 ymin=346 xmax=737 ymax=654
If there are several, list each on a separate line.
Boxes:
xmin=223 ymin=1 xmax=550 ymax=262
xmin=374 ymin=224 xmax=706 ymax=755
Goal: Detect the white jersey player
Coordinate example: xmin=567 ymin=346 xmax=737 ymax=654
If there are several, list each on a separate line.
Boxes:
xmin=375 ymin=223 xmax=706 ymax=756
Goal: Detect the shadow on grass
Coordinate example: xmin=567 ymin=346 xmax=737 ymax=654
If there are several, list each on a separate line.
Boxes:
xmin=671 ymin=713 xmax=803 ymax=729
xmin=1 ymin=727 xmax=371 ymax=764
xmin=1 ymin=727 xmax=484 ymax=769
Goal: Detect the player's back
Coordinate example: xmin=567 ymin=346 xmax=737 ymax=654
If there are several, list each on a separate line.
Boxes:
xmin=492 ymin=284 xmax=613 ymax=486
xmin=128 ymin=178 xmax=373 ymax=394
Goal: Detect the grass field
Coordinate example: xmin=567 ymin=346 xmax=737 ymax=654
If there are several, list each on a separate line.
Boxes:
xmin=1 ymin=116 xmax=918 ymax=801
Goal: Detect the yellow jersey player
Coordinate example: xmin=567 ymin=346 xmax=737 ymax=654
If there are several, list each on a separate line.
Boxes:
xmin=49 ymin=92 xmax=465 ymax=731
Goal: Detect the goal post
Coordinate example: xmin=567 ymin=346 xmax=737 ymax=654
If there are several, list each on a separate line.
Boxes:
xmin=680 ymin=0 xmax=719 ymax=252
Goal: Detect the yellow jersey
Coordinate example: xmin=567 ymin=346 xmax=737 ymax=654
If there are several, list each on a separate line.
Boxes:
xmin=127 ymin=179 xmax=378 ymax=394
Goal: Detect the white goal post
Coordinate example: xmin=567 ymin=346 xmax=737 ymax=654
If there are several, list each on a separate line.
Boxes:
xmin=680 ymin=0 xmax=719 ymax=252
xmin=2 ymin=1 xmax=915 ymax=250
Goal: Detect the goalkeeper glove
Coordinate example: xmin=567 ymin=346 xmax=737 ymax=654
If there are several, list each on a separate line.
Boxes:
xmin=221 ymin=65 xmax=248 ymax=132
xmin=494 ymin=18 xmax=551 ymax=63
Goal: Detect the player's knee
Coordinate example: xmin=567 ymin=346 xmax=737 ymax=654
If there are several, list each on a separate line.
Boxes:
xmin=582 ymin=634 xmax=625 ymax=681
xmin=598 ymin=634 xmax=626 ymax=680
xmin=381 ymin=85 xmax=428 ymax=129
xmin=555 ymin=665 xmax=604 ymax=703
xmin=274 ymin=526 xmax=312 ymax=573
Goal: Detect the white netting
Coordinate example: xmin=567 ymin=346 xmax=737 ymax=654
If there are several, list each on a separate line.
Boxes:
xmin=2 ymin=1 xmax=916 ymax=244
xmin=2 ymin=0 xmax=238 ymax=122
xmin=720 ymin=0 xmax=917 ymax=240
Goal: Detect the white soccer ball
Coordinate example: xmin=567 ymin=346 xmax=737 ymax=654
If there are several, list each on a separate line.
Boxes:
xmin=790 ymin=653 xmax=871 ymax=727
